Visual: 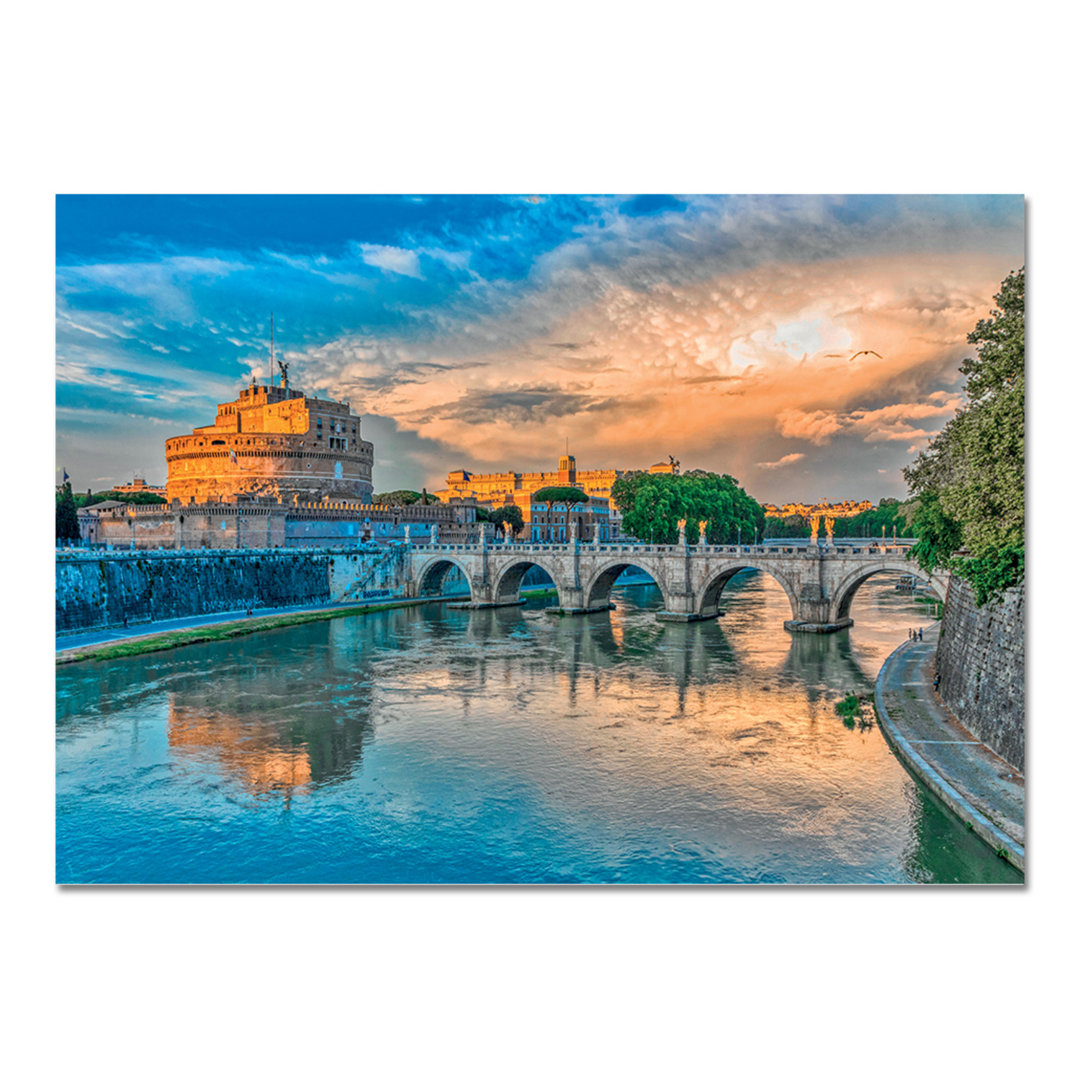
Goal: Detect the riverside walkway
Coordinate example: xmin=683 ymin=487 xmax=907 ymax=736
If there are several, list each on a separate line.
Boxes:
xmin=54 ymin=593 xmax=467 ymax=655
xmin=875 ymin=625 xmax=1025 ymax=872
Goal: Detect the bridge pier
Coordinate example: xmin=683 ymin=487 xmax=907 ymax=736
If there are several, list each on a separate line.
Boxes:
xmin=782 ymin=583 xmax=852 ymax=632
xmin=656 ymin=592 xmax=719 ymax=623
xmin=544 ymin=585 xmax=613 ymax=616
xmin=449 ymin=600 xmax=527 ymax=610
xmin=784 ymin=617 xmax=854 ymax=634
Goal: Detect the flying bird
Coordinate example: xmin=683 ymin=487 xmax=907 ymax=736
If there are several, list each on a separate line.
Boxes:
xmin=848 ymin=350 xmax=883 ymax=361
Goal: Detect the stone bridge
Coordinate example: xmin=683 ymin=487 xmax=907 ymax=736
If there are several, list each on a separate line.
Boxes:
xmin=404 ymin=536 xmax=948 ymax=633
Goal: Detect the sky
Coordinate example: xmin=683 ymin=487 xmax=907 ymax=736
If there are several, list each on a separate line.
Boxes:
xmin=55 ymin=194 xmax=1024 ymax=503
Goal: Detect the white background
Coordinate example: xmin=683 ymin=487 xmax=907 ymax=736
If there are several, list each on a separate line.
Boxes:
xmin=5 ymin=3 xmax=1075 ymax=1076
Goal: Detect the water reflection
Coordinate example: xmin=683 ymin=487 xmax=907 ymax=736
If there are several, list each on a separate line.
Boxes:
xmin=55 ymin=571 xmax=1020 ymax=884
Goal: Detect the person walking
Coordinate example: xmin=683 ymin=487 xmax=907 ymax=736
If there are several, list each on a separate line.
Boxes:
xmin=918 ymin=627 xmax=924 ymax=642
xmin=933 ymin=672 xmax=941 ymax=693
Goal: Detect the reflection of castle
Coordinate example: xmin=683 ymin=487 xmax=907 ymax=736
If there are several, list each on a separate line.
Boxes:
xmin=166 ymin=381 xmax=375 ymax=504
xmin=167 ymin=694 xmax=373 ymax=798
xmin=168 ymin=703 xmax=314 ymax=797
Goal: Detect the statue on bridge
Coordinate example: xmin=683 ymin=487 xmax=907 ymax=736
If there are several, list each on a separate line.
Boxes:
xmin=698 ymin=520 xmax=708 ymax=546
xmin=403 ymin=524 xmax=412 ymax=545
xmin=570 ymin=520 xmax=579 ymax=544
xmin=430 ymin=523 xmax=439 ymax=546
xmin=824 ymin=516 xmax=834 ymax=545
xmin=809 ymin=514 xmax=820 ymax=545
xmin=677 ymin=519 xmax=687 ymax=546
xmin=503 ymin=521 xmax=514 ymax=544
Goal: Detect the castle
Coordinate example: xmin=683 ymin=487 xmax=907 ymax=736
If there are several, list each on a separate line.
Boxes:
xmin=77 ymin=377 xmax=473 ymax=550
xmin=165 ymin=380 xmax=374 ymax=504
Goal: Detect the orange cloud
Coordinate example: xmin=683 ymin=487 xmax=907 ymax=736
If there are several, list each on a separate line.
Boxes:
xmin=298 ymin=250 xmax=1015 ymax=499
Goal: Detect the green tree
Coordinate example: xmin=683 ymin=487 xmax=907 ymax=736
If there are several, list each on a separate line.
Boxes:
xmin=532 ymin=486 xmax=588 ymax=505
xmin=764 ymin=513 xmax=810 ymax=539
xmin=489 ymin=504 xmax=524 ymax=535
xmin=904 ymin=268 xmax=1025 ymax=604
xmin=611 ymin=471 xmax=765 ymax=545
xmin=831 ymin=498 xmax=912 ymax=539
xmin=56 ymin=482 xmax=80 ymax=544
xmin=76 ymin=490 xmax=167 ymax=508
xmin=374 ymin=489 xmax=422 ymax=506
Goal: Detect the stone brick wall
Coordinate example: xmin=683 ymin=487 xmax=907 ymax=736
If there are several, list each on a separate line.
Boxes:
xmin=56 ymin=550 xmax=333 ymax=633
xmin=936 ymin=577 xmax=1025 ymax=772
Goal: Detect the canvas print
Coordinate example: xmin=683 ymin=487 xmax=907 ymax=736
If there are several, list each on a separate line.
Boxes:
xmin=55 ymin=194 xmax=1025 ymax=884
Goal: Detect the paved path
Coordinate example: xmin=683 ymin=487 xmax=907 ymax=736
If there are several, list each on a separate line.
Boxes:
xmin=55 ymin=593 xmax=466 ymax=654
xmin=875 ymin=624 xmax=1025 ymax=871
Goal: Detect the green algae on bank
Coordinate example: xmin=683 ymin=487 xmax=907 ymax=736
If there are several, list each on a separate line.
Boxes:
xmin=57 ymin=586 xmax=561 ymax=666
xmin=56 ymin=599 xmax=433 ymax=665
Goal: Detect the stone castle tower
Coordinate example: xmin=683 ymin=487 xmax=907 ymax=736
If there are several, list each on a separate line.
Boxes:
xmin=165 ymin=381 xmax=374 ymax=504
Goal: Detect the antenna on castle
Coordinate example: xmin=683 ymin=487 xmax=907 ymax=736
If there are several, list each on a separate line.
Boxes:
xmin=270 ymin=312 xmax=275 ymax=388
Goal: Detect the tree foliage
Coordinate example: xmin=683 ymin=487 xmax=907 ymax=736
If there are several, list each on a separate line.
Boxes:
xmin=904 ymin=268 xmax=1025 ymax=604
xmin=489 ymin=505 xmax=525 ymax=534
xmin=611 ymin=471 xmax=765 ymax=545
xmin=830 ymin=498 xmax=912 ymax=539
xmin=532 ymin=486 xmax=589 ymax=505
xmin=75 ymin=490 xmax=166 ymax=508
xmin=56 ymin=482 xmax=80 ymax=543
xmin=763 ymin=514 xmax=810 ymax=539
xmin=375 ymin=489 xmax=421 ymax=505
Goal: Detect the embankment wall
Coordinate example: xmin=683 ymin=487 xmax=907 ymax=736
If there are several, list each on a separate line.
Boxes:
xmin=56 ymin=547 xmax=468 ymax=634
xmin=936 ymin=577 xmax=1025 ymax=772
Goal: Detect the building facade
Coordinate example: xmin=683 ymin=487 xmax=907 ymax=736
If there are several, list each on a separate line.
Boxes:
xmin=77 ymin=498 xmax=472 ymax=550
xmin=165 ymin=381 xmax=374 ymax=504
xmin=527 ymin=494 xmax=613 ymax=542
xmin=436 ymin=453 xmax=621 ymax=505
xmin=111 ymin=477 xmax=167 ymax=497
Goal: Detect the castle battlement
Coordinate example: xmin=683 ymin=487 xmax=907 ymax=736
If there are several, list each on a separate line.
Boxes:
xmin=166 ymin=381 xmax=374 ymax=505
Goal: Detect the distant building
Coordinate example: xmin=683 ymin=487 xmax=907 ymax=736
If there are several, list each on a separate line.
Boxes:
xmin=647 ymin=459 xmax=679 ymax=475
xmin=528 ymin=493 xmax=613 ymax=543
xmin=77 ymin=497 xmax=473 ymax=550
xmin=436 ymin=453 xmax=622 ymax=505
xmin=111 ymin=477 xmax=166 ymax=497
xmin=165 ymin=380 xmax=374 ymax=504
xmin=762 ymin=500 xmax=874 ymax=519
xmin=434 ymin=451 xmax=624 ymax=539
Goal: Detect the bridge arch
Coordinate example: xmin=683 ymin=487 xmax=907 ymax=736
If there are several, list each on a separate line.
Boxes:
xmin=491 ymin=557 xmax=561 ymax=606
xmin=696 ymin=563 xmax=800 ymax=621
xmin=830 ymin=560 xmax=947 ymax=623
xmin=413 ymin=554 xmax=473 ymax=600
xmin=583 ymin=558 xmax=670 ymax=613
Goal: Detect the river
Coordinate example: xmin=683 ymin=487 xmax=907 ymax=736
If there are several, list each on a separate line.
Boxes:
xmin=55 ymin=571 xmax=1020 ymax=883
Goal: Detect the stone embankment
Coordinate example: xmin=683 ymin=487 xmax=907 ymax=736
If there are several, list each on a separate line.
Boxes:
xmin=875 ymin=627 xmax=1024 ymax=872
xmin=55 ymin=547 xmax=447 ymax=634
xmin=935 ymin=578 xmax=1024 ymax=772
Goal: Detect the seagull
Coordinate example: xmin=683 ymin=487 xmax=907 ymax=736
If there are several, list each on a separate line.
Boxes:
xmin=848 ymin=350 xmax=883 ymax=361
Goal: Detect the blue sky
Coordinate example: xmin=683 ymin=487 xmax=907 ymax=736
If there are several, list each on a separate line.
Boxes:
xmin=56 ymin=194 xmax=1023 ymax=501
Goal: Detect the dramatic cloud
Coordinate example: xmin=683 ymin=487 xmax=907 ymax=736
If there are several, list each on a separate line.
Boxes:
xmin=55 ymin=195 xmax=1023 ymax=499
xmin=758 ymin=453 xmax=805 ymax=470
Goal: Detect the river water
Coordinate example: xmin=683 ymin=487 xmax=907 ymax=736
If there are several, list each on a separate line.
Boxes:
xmin=56 ymin=572 xmax=1020 ymax=884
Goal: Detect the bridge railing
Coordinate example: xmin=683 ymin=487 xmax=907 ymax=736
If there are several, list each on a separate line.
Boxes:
xmin=417 ymin=540 xmax=917 ymax=557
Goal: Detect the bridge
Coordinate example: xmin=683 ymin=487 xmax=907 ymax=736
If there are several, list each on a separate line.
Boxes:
xmin=405 ymin=530 xmax=948 ymax=633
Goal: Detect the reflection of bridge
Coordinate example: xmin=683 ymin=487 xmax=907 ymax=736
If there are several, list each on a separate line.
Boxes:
xmin=407 ymin=538 xmax=948 ymax=633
